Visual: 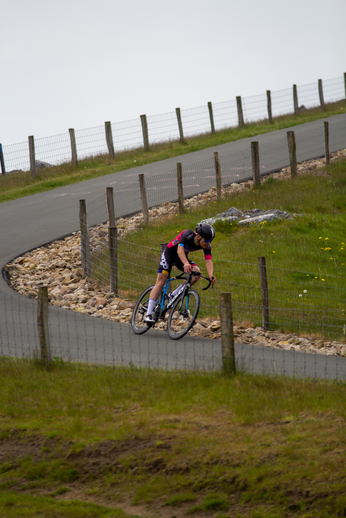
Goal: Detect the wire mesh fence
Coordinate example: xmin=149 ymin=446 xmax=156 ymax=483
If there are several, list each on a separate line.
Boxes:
xmin=1 ymin=75 xmax=345 ymax=173
xmin=77 ymin=113 xmax=346 ymax=234
xmin=34 ymin=132 xmax=72 ymax=167
xmin=2 ymin=251 xmax=346 ymax=379
xmin=242 ymin=93 xmax=268 ymax=124
xmin=271 ymin=87 xmax=293 ymax=118
xmin=212 ymin=99 xmax=238 ymax=130
xmin=1 ymin=140 xmax=30 ymax=172
xmin=80 ymin=225 xmax=346 ymax=345
xmin=2 ymin=76 xmax=346 ymax=378
xmin=147 ymin=111 xmax=181 ymax=144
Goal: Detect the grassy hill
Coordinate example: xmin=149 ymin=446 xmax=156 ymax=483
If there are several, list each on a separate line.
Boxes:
xmin=1 ymin=361 xmax=346 ymax=518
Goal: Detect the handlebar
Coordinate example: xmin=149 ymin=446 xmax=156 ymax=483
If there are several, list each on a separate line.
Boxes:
xmin=174 ymin=271 xmax=212 ymax=291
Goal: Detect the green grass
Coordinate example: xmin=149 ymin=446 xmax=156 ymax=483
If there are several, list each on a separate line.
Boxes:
xmin=0 ymin=491 xmax=135 ymax=518
xmin=1 ymin=359 xmax=346 ymax=517
xmin=87 ymin=158 xmax=346 ymax=340
xmin=1 ymin=100 xmax=345 ymax=204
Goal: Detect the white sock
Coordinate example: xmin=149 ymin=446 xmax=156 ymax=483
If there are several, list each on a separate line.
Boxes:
xmin=146 ymin=299 xmax=156 ymax=315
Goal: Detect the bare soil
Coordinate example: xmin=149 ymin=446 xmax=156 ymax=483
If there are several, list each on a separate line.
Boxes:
xmin=1 ymin=413 xmax=346 ymax=517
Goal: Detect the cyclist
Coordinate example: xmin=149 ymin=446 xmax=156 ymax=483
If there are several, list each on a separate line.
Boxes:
xmin=144 ymin=223 xmax=216 ymax=324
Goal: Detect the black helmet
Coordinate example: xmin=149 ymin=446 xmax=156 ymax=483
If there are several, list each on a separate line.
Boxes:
xmin=195 ymin=223 xmax=215 ymax=241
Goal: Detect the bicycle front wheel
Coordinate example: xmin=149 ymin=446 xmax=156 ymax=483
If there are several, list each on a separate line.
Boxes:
xmin=167 ymin=289 xmax=200 ymax=340
xmin=131 ymin=285 xmax=154 ymax=335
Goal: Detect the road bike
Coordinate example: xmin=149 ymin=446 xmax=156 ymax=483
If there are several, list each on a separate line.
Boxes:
xmin=131 ymin=271 xmax=212 ymax=340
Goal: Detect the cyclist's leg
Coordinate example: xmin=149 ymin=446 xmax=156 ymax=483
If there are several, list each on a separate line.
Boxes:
xmin=189 ymin=262 xmax=201 ymax=286
xmin=145 ymin=273 xmax=167 ymax=323
xmin=148 ymin=272 xmax=168 ymax=302
xmin=145 ymin=249 xmax=171 ymax=317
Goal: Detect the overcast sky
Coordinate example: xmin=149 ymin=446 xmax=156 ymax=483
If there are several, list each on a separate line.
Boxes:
xmin=1 ymin=0 xmax=345 ymax=145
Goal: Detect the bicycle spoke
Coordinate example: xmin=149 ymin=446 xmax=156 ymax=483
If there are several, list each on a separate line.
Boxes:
xmin=131 ymin=285 xmax=154 ymax=335
xmin=167 ymin=289 xmax=200 ymax=340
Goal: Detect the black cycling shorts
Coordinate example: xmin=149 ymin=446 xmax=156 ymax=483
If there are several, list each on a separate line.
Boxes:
xmin=158 ymin=247 xmax=196 ymax=276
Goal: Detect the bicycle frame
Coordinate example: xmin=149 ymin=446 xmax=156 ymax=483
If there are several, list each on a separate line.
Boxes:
xmin=157 ymin=270 xmax=210 ymax=318
xmin=158 ymin=274 xmax=190 ymax=314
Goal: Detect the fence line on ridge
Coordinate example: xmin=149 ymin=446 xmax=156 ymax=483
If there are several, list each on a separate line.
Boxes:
xmin=1 ymin=74 xmax=345 ymax=174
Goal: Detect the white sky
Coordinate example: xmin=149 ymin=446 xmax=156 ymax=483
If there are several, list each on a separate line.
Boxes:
xmin=1 ymin=0 xmax=345 ymax=145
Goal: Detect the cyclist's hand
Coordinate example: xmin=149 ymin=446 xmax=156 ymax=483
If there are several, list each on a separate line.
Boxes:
xmin=184 ymin=263 xmax=192 ymax=274
xmin=210 ymin=275 xmax=216 ymax=286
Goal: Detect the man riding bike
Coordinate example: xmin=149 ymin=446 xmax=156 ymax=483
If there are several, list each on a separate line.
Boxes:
xmin=144 ymin=223 xmax=216 ymax=324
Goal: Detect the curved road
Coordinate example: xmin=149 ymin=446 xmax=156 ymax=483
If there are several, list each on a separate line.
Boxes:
xmin=1 ymin=114 xmax=346 ymax=379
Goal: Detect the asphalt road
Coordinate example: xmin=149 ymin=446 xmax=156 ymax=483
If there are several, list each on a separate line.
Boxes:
xmin=1 ymin=113 xmax=346 ymax=378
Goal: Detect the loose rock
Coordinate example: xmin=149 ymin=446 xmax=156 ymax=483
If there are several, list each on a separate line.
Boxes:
xmin=4 ymin=149 xmax=346 ymax=356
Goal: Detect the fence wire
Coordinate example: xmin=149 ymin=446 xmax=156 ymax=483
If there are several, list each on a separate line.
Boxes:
xmin=212 ymin=99 xmax=238 ymax=130
xmin=82 ymin=226 xmax=346 ymax=345
xmin=2 ymin=257 xmax=346 ymax=378
xmin=2 ymin=75 xmax=345 ymax=172
xmin=2 ymin=77 xmax=346 ymax=378
xmin=77 ymin=114 xmax=346 ymax=234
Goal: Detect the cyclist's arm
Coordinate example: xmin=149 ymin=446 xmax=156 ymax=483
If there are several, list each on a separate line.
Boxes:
xmin=205 ymin=259 xmax=216 ymax=285
xmin=177 ymin=244 xmax=192 ymax=273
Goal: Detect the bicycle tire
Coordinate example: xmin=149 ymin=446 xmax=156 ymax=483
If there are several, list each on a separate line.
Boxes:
xmin=167 ymin=289 xmax=200 ymax=340
xmin=131 ymin=285 xmax=155 ymax=335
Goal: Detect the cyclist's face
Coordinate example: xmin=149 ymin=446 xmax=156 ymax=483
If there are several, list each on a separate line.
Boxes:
xmin=197 ymin=236 xmax=212 ymax=249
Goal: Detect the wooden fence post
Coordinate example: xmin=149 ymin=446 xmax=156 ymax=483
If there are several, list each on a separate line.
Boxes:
xmin=175 ymin=108 xmax=185 ymax=144
xmin=105 ymin=121 xmax=115 ymax=159
xmin=324 ymin=121 xmax=330 ymax=165
xmin=219 ymin=292 xmax=236 ymax=376
xmin=37 ymin=286 xmax=52 ymax=365
xmin=236 ymin=96 xmax=245 ymax=128
xmin=79 ymin=199 xmax=91 ymax=277
xmin=106 ymin=187 xmax=115 ymax=227
xmin=69 ymin=128 xmax=78 ymax=167
xmin=266 ymin=90 xmax=273 ymax=124
xmin=29 ymin=136 xmax=37 ymax=176
xmin=214 ymin=152 xmax=222 ymax=200
xmin=257 ymin=257 xmax=269 ymax=330
xmin=140 ymin=114 xmax=149 ymax=151
xmin=106 ymin=187 xmax=118 ymax=295
xmin=208 ymin=101 xmax=216 ymax=134
xmin=318 ymin=79 xmax=325 ymax=110
xmin=251 ymin=141 xmax=261 ymax=186
xmin=293 ymin=84 xmax=299 ymax=116
xmin=139 ymin=173 xmax=149 ymax=225
xmin=286 ymin=131 xmax=297 ymax=178
xmin=0 ymin=144 xmax=5 ymax=175
xmin=108 ymin=226 xmax=118 ymax=296
xmin=177 ymin=162 xmax=184 ymax=213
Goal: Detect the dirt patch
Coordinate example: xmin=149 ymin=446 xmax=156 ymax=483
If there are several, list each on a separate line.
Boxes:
xmin=1 ymin=419 xmax=346 ymax=518
xmin=0 ymin=429 xmax=167 ymax=475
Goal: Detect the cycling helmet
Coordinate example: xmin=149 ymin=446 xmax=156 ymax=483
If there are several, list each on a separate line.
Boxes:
xmin=195 ymin=223 xmax=215 ymax=241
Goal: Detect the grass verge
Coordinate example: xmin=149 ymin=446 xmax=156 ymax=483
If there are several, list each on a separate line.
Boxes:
xmin=0 ymin=359 xmax=346 ymax=517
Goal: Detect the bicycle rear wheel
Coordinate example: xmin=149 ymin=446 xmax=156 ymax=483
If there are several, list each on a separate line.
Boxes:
xmin=131 ymin=285 xmax=154 ymax=335
xmin=167 ymin=289 xmax=200 ymax=340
